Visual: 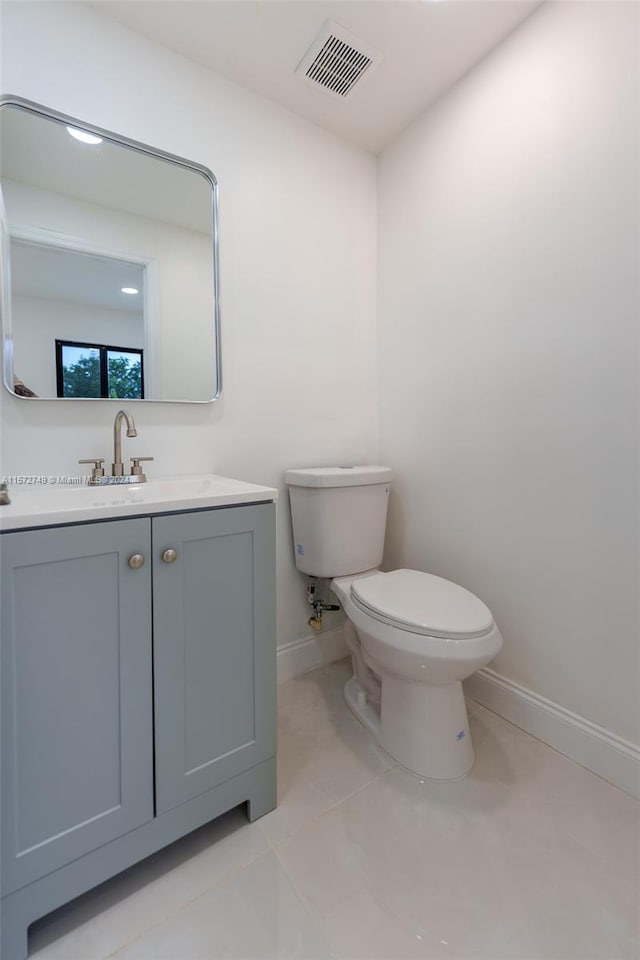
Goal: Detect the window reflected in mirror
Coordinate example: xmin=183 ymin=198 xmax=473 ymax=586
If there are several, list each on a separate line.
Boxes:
xmin=13 ymin=239 xmax=146 ymax=399
xmin=56 ymin=341 xmax=144 ymax=399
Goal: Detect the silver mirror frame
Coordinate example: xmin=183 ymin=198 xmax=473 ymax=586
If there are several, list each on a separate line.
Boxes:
xmin=0 ymin=95 xmax=222 ymax=403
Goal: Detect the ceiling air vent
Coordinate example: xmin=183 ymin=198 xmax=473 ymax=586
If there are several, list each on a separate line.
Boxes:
xmin=295 ymin=21 xmax=382 ymax=99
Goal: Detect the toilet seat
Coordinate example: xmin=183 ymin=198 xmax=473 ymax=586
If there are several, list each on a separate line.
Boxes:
xmin=351 ymin=569 xmax=494 ymax=639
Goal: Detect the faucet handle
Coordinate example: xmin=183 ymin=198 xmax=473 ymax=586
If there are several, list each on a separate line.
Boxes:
xmin=130 ymin=456 xmax=154 ymax=477
xmin=78 ymin=458 xmax=105 ymax=481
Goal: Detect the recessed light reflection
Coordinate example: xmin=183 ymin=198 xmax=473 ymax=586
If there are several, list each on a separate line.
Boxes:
xmin=67 ymin=126 xmax=103 ymax=145
xmin=121 ymin=287 xmax=139 ymax=295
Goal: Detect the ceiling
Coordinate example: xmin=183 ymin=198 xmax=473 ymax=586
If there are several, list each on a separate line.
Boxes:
xmin=88 ymin=0 xmax=543 ymax=153
xmin=11 ymin=239 xmax=145 ymax=314
xmin=1 ymin=106 xmax=214 ymax=234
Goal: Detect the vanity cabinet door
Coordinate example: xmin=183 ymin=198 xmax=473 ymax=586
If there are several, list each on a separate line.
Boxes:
xmin=0 ymin=518 xmax=154 ymax=894
xmin=152 ymin=503 xmax=276 ymax=813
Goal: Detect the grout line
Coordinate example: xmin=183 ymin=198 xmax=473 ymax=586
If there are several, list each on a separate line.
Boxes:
xmin=267 ymin=838 xmax=340 ymax=960
xmin=100 ymin=825 xmax=271 ymax=959
xmin=265 ymin=758 xmax=397 ymax=853
xmin=104 ymin=846 xmax=274 ymax=960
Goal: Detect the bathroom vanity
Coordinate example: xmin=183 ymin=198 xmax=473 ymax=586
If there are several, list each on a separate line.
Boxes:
xmin=0 ymin=476 xmax=277 ymax=960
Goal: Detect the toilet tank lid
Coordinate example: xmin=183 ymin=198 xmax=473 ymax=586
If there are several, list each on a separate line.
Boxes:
xmin=284 ymin=466 xmax=393 ymax=488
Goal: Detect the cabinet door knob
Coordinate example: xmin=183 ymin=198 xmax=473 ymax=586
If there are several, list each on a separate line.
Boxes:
xmin=128 ymin=553 xmax=145 ymax=569
xmin=162 ymin=548 xmax=177 ymax=564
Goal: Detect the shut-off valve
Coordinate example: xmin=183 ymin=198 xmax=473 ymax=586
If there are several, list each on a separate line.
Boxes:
xmin=307 ymin=577 xmax=340 ymax=630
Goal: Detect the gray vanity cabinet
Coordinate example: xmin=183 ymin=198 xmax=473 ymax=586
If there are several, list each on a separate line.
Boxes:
xmin=0 ymin=518 xmax=154 ymax=894
xmin=153 ymin=505 xmax=276 ymax=813
xmin=0 ymin=501 xmax=277 ymax=960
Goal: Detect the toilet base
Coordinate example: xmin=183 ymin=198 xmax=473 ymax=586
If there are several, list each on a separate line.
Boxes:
xmin=344 ymin=674 xmax=475 ymax=780
xmin=382 ymin=675 xmax=475 ymax=779
xmin=344 ymin=675 xmax=381 ymax=740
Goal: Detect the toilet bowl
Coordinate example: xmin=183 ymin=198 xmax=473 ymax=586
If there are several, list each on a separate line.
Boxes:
xmin=284 ymin=465 xmax=503 ymax=781
xmin=331 ymin=569 xmax=502 ymax=780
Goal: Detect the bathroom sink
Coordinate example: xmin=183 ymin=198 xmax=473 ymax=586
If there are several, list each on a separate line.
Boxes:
xmin=0 ymin=474 xmax=278 ymax=531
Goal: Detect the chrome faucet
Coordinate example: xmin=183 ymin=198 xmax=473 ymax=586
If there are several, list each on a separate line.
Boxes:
xmin=112 ymin=409 xmax=137 ymax=477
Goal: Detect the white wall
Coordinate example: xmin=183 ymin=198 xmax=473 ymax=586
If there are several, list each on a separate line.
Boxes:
xmin=3 ymin=0 xmax=636 ymax=746
xmin=0 ymin=1 xmax=378 ymax=650
xmin=378 ymin=1 xmax=639 ymax=743
xmin=13 ymin=295 xmax=143 ymax=397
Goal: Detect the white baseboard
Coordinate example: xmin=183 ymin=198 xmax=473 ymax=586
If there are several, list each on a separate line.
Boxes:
xmin=277 ymin=624 xmax=347 ymax=685
xmin=465 ymin=667 xmax=640 ymax=799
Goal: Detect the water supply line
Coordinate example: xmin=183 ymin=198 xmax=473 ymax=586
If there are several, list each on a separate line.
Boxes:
xmin=305 ymin=577 xmax=381 ymax=705
xmin=306 ymin=577 xmax=340 ymax=630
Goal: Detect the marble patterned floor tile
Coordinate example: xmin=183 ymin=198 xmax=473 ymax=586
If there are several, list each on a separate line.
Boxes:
xmin=258 ymin=774 xmax=336 ymax=845
xmin=274 ymin=757 xmax=639 ymax=958
xmin=28 ymin=660 xmax=640 ymax=960
xmin=109 ymin=851 xmax=332 ymax=960
xmin=29 ymin=809 xmax=270 ymax=960
xmin=273 ymin=687 xmax=640 ymax=960
xmin=277 ymin=661 xmax=395 ymax=807
xmin=319 ymin=888 xmax=434 ymax=959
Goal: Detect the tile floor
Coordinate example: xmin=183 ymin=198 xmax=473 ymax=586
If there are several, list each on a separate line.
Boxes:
xmin=31 ymin=659 xmax=639 ymax=960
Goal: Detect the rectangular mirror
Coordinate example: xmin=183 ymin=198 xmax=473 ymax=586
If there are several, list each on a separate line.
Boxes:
xmin=0 ymin=97 xmax=221 ymax=402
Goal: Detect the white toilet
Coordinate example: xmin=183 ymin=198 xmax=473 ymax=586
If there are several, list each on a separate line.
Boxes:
xmin=284 ymin=465 xmax=503 ymax=780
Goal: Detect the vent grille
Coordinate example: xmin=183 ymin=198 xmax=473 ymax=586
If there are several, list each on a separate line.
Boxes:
xmin=306 ymin=35 xmax=371 ymax=97
xmin=296 ymin=21 xmax=382 ymax=100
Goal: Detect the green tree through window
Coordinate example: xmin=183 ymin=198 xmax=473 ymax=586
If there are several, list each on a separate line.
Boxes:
xmin=107 ymin=354 xmax=142 ymax=399
xmin=62 ymin=352 xmax=101 ymax=398
xmin=57 ymin=341 xmax=144 ymax=399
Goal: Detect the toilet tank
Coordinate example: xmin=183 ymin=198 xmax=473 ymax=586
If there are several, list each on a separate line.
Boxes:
xmin=284 ymin=466 xmax=392 ymax=578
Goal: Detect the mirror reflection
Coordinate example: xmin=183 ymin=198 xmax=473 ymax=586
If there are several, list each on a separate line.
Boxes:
xmin=12 ymin=240 xmax=145 ymax=398
xmin=0 ymin=99 xmax=221 ymax=402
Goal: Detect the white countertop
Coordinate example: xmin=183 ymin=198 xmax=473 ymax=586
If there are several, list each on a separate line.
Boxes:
xmin=0 ymin=474 xmax=278 ymax=531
